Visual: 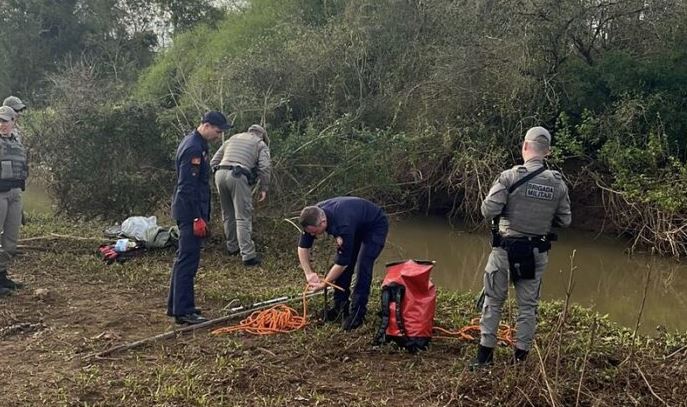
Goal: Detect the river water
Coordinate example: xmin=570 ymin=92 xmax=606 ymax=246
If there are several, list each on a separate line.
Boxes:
xmin=24 ymin=181 xmax=687 ymax=334
xmin=380 ymin=216 xmax=687 ymax=334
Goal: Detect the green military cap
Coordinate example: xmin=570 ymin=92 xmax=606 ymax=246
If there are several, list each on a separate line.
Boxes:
xmin=3 ymin=96 xmax=26 ymax=112
xmin=0 ymin=106 xmax=17 ymax=121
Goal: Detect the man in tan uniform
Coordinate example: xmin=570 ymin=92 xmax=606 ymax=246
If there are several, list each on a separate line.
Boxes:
xmin=472 ymin=126 xmax=572 ymax=367
xmin=211 ymin=124 xmax=271 ymax=267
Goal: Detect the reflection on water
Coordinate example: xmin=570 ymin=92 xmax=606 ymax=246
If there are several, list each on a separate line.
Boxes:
xmin=380 ymin=216 xmax=687 ymax=334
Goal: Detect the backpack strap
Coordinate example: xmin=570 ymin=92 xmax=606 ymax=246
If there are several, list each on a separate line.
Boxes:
xmin=393 ymin=284 xmax=408 ymax=339
xmin=373 ymin=286 xmax=392 ymax=345
xmin=508 ymin=166 xmax=546 ymax=194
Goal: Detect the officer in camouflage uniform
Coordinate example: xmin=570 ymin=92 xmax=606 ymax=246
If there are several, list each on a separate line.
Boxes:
xmin=210 ymin=124 xmax=271 ymax=267
xmin=0 ymin=106 xmax=27 ymax=296
xmin=472 ymin=126 xmax=572 ymax=367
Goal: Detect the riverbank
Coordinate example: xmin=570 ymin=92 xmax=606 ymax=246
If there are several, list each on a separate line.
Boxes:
xmin=1 ymin=214 xmax=685 ymax=406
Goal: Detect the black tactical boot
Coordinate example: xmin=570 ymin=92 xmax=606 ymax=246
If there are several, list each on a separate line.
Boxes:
xmin=174 ymin=312 xmax=208 ymax=325
xmin=342 ymin=305 xmax=366 ymax=331
xmin=513 ymin=347 xmax=529 ymax=363
xmin=0 ymin=270 xmax=23 ymax=290
xmin=243 ymin=255 xmax=262 ymax=267
xmin=0 ymin=286 xmax=11 ymax=297
xmin=469 ymin=345 xmax=494 ymax=370
xmin=323 ymin=300 xmax=349 ymax=323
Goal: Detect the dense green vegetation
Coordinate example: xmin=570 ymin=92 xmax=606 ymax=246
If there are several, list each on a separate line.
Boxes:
xmin=10 ymin=0 xmax=687 ymax=254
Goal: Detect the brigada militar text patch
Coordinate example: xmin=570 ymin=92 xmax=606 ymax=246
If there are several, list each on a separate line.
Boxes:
xmin=526 ymin=183 xmax=554 ymax=200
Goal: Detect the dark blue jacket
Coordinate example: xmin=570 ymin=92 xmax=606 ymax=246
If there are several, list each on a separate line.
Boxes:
xmin=299 ymin=197 xmax=387 ymax=266
xmin=171 ymin=130 xmax=211 ymax=222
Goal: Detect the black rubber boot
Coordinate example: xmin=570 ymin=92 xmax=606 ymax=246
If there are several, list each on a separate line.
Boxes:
xmin=513 ymin=347 xmax=529 ymax=363
xmin=469 ymin=345 xmax=494 ymax=370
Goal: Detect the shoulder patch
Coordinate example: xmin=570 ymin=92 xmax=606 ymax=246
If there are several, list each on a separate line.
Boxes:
xmin=551 ymin=170 xmax=562 ymax=179
xmin=516 ymin=166 xmax=528 ymax=174
xmin=191 ymin=157 xmax=202 ymax=165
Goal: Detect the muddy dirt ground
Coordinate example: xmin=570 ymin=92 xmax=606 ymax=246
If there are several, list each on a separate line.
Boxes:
xmin=1 ymin=216 xmax=685 ymax=406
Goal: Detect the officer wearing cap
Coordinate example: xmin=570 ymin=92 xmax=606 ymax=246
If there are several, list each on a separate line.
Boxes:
xmin=3 ymin=96 xmax=26 ymax=143
xmin=210 ymin=124 xmax=271 ymax=266
xmin=298 ymin=196 xmax=389 ymax=331
xmin=472 ymin=126 xmax=571 ymax=367
xmin=0 ymin=106 xmax=26 ymax=296
xmin=167 ymin=111 xmax=228 ymax=324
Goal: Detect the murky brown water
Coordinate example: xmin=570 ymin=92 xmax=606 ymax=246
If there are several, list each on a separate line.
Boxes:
xmin=23 ymin=178 xmax=52 ymax=214
xmin=380 ymin=216 xmax=687 ymax=334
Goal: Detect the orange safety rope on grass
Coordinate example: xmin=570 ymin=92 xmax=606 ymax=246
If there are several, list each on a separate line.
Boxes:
xmin=212 ymin=288 xmax=309 ymax=336
xmin=211 ymin=281 xmax=343 ymax=336
xmin=433 ymin=318 xmax=515 ymax=347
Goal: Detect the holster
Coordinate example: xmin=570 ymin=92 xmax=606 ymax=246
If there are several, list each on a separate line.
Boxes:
xmin=500 ymin=236 xmax=552 ymax=283
xmin=490 ymin=227 xmax=501 ymax=248
xmin=501 ymin=238 xmax=536 ymax=283
xmin=221 ymin=164 xmax=257 ymax=185
xmin=490 ymin=217 xmax=501 ymax=248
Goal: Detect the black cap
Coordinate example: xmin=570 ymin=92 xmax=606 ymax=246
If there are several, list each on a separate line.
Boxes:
xmin=201 ymin=111 xmax=231 ymax=130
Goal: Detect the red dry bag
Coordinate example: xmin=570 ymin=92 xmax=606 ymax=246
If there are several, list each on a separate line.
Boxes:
xmin=373 ymin=260 xmax=436 ymax=352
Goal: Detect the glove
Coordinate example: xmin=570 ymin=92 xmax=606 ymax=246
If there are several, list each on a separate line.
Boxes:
xmin=193 ymin=218 xmax=208 ymax=238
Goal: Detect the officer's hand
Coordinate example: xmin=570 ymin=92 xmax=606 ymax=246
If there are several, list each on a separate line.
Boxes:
xmin=193 ymin=218 xmax=208 ymax=238
xmin=308 ymin=280 xmax=326 ymax=293
xmin=306 ymin=272 xmax=321 ymax=287
xmin=258 ymin=191 xmax=267 ymax=202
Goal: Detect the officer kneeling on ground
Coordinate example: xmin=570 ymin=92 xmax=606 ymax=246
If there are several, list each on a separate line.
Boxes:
xmin=297 ymin=196 xmax=389 ymax=331
xmin=472 ymin=126 xmax=571 ymax=367
xmin=167 ymin=111 xmax=229 ymax=325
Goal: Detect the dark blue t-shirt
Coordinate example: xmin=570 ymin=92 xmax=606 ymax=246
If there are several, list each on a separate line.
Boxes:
xmin=298 ymin=197 xmax=387 ymax=266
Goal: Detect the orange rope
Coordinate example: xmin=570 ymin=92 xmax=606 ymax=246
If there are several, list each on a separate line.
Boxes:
xmin=211 ymin=277 xmax=344 ymax=337
xmin=433 ymin=317 xmax=515 ymax=347
xmin=211 ymin=286 xmax=311 ymax=336
xmin=323 ymin=279 xmax=344 ymax=292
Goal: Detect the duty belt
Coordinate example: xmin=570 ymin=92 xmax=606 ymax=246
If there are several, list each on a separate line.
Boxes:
xmin=500 ymin=234 xmax=555 ymax=253
xmin=217 ymin=164 xmax=256 ymax=185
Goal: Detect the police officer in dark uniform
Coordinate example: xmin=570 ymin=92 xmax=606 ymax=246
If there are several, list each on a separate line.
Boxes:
xmin=168 ymin=111 xmax=229 ymax=324
xmin=298 ymin=196 xmax=389 ymax=330
xmin=472 ymin=126 xmax=571 ymax=367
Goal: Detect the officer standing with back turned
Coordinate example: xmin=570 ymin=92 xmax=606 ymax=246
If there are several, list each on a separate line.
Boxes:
xmin=210 ymin=124 xmax=271 ymax=267
xmin=167 ymin=111 xmax=229 ymax=325
xmin=472 ymin=126 xmax=571 ymax=367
